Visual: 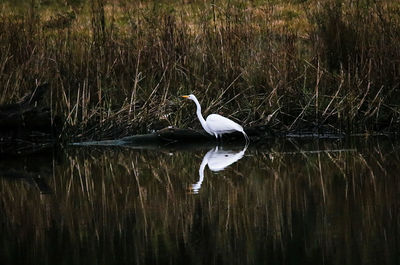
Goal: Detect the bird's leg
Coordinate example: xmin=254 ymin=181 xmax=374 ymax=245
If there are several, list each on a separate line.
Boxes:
xmin=218 ymin=134 xmax=223 ymax=144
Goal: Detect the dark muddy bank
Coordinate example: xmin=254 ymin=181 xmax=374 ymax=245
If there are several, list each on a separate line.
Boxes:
xmin=0 ymin=83 xmax=397 ymax=155
xmin=0 ymin=83 xmax=60 ymax=155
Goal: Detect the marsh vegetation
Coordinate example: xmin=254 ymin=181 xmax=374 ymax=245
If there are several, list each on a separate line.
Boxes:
xmin=1 ymin=2 xmax=399 ymax=263
xmin=1 ymin=0 xmax=399 ymax=140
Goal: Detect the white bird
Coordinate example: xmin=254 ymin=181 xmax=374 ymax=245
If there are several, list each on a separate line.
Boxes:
xmin=191 ymin=145 xmax=247 ymax=194
xmin=181 ymin=94 xmax=249 ymax=143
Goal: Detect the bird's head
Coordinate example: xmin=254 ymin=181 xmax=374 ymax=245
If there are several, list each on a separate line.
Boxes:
xmin=181 ymin=94 xmax=196 ymax=101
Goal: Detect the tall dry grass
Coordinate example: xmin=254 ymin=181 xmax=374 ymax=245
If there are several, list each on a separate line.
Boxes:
xmin=0 ymin=0 xmax=399 ymax=140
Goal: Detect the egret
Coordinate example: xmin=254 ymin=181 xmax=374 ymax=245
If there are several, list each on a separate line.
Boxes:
xmin=181 ymin=94 xmax=249 ymax=143
xmin=191 ymin=145 xmax=247 ymax=194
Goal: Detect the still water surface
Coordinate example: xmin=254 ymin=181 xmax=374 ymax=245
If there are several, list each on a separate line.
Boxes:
xmin=0 ymin=138 xmax=399 ymax=264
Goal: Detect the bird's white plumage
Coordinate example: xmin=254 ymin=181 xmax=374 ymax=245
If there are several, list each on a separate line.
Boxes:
xmin=206 ymin=114 xmax=244 ymax=135
xmin=206 ymin=146 xmax=246 ymax=171
xmin=181 ymin=94 xmax=249 ymax=143
xmin=191 ymin=145 xmax=247 ymax=193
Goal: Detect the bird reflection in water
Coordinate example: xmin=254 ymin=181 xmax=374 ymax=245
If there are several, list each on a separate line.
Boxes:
xmin=190 ymin=145 xmax=247 ymax=194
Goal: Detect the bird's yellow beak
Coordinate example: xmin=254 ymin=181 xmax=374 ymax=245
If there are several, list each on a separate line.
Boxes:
xmin=181 ymin=95 xmax=189 ymax=99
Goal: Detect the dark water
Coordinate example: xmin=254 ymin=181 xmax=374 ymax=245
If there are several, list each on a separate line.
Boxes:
xmin=0 ymin=138 xmax=399 ymax=265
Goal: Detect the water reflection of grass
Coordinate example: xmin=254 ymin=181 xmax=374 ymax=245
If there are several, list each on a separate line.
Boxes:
xmin=0 ymin=140 xmax=399 ymax=264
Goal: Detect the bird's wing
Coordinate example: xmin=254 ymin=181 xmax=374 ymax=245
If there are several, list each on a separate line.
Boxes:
xmin=206 ymin=114 xmax=243 ymax=133
xmin=207 ymin=149 xmax=245 ymax=171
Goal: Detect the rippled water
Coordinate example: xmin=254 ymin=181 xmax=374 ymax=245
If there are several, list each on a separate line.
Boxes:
xmin=0 ymin=137 xmax=399 ymax=264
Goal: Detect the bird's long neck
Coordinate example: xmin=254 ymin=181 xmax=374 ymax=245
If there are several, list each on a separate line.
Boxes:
xmin=197 ymin=153 xmax=208 ymax=186
xmin=191 ymin=150 xmax=210 ymax=193
xmin=193 ymin=97 xmax=212 ymax=135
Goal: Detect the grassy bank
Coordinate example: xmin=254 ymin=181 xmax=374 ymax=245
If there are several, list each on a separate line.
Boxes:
xmin=1 ymin=0 xmax=399 ymax=140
